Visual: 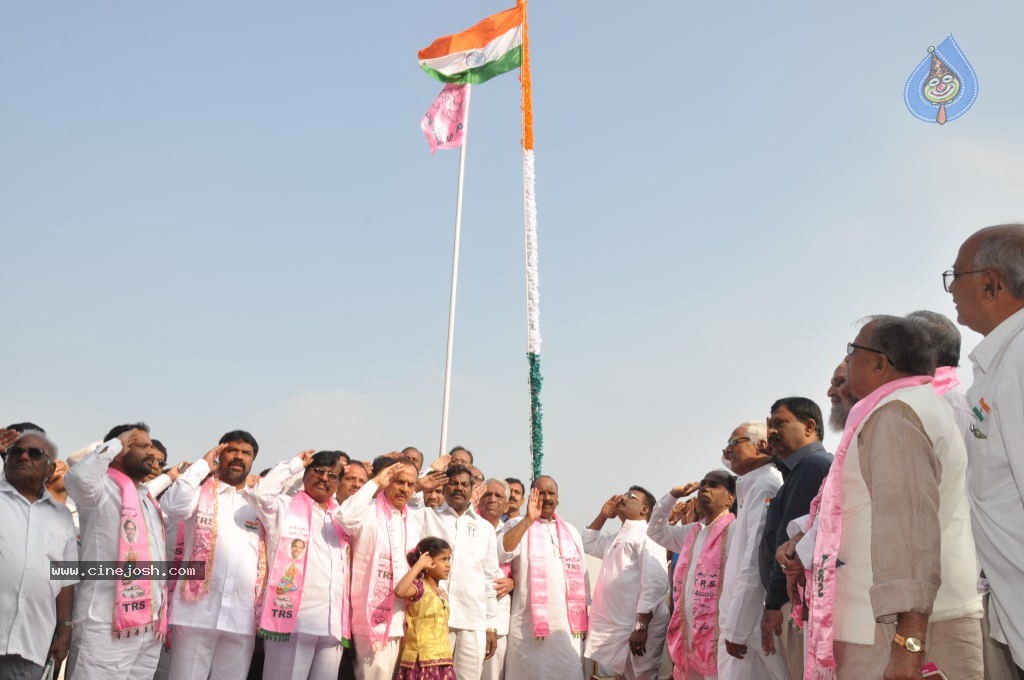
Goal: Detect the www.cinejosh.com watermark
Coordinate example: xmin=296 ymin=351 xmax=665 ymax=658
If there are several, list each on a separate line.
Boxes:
xmin=50 ymin=561 xmax=206 ymax=581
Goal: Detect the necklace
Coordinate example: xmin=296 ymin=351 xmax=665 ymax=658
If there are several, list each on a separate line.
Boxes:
xmin=426 ymin=580 xmax=448 ymax=610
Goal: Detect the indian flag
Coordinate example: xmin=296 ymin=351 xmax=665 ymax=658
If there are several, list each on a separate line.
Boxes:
xmin=418 ymin=6 xmax=523 ymax=85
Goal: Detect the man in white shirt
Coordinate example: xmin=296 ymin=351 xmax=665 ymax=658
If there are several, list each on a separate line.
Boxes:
xmin=478 ymin=479 xmax=515 ymax=680
xmin=423 ymin=464 xmax=501 ymax=679
xmin=718 ymin=422 xmax=788 ymax=680
xmin=948 ymin=224 xmax=1024 ymax=678
xmin=584 ymin=485 xmax=669 ymax=680
xmin=161 ymin=430 xmax=263 ymax=680
xmin=0 ymin=429 xmax=77 ymax=678
xmin=501 ymin=476 xmax=589 ymax=680
xmin=253 ymin=450 xmax=350 ymax=680
xmin=65 ymin=423 xmax=168 ymax=680
xmin=336 ymin=456 xmax=425 ymax=680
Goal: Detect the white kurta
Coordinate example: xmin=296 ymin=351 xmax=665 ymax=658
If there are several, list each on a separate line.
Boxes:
xmin=966 ymin=306 xmax=1024 ymax=667
xmin=501 ymin=517 xmax=588 ymax=680
xmin=64 ymin=439 xmax=167 ymax=680
xmin=583 ymin=519 xmax=669 ymax=678
xmin=160 ymin=458 xmax=263 ymax=635
xmin=717 ymin=464 xmax=788 ymax=680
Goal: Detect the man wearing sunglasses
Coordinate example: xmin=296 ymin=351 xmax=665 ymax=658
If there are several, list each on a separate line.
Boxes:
xmin=0 ymin=429 xmax=78 ymax=678
xmin=584 ymin=484 xmax=668 ymax=680
xmin=160 ymin=430 xmax=263 ymax=680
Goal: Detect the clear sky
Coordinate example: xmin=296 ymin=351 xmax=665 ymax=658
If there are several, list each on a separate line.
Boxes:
xmin=2 ymin=0 xmax=1023 ymax=527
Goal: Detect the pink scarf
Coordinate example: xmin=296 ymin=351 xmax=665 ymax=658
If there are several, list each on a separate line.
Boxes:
xmin=367 ymin=493 xmax=411 ymax=649
xmin=932 ymin=366 xmax=960 ymax=395
xmin=803 ymin=375 xmax=932 ymax=680
xmin=527 ymin=515 xmax=588 ymax=638
xmin=107 ymin=468 xmax=167 ymax=639
xmin=181 ymin=476 xmax=218 ymax=601
xmin=259 ymin=490 xmax=350 ymax=641
xmin=665 ymin=512 xmax=734 ymax=679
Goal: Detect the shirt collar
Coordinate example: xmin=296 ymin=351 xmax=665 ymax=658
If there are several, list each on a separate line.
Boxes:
xmin=970 ymin=306 xmax=1024 ymax=373
xmin=0 ymin=477 xmax=61 ymax=507
xmin=779 ymin=441 xmax=826 ymax=471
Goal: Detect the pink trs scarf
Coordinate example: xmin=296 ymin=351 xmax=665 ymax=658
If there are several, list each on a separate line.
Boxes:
xmin=181 ymin=476 xmax=219 ymax=601
xmin=107 ymin=468 xmax=167 ymax=639
xmin=527 ymin=515 xmax=588 ymax=638
xmin=666 ymin=512 xmax=734 ymax=679
xmin=803 ymin=375 xmax=932 ymax=680
xmin=367 ymin=493 xmax=412 ymax=649
xmin=259 ymin=490 xmax=350 ymax=642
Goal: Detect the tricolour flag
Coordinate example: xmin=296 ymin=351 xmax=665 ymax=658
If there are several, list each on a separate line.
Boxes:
xmin=418 ymin=6 xmax=523 ymax=85
xmin=421 ymin=83 xmax=471 ymax=153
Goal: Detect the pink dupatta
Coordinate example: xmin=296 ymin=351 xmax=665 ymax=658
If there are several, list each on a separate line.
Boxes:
xmin=665 ymin=512 xmax=734 ymax=679
xmin=107 ymin=468 xmax=167 ymax=639
xmin=527 ymin=515 xmax=588 ymax=638
xmin=258 ymin=490 xmax=350 ymax=642
xmin=803 ymin=375 xmax=932 ymax=680
xmin=367 ymin=493 xmax=411 ymax=649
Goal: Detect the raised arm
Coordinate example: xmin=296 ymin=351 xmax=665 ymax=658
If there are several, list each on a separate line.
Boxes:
xmin=159 ymin=445 xmax=224 ymax=522
xmin=647 ymin=484 xmax=697 ymax=553
xmin=65 ymin=437 xmax=125 ymax=507
xmin=502 ymin=488 xmax=541 ymax=554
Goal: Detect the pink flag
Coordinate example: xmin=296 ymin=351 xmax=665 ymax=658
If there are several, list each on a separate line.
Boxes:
xmin=420 ymin=83 xmax=471 ymax=153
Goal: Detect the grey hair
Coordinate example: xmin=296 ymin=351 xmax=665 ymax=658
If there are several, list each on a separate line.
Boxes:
xmin=973 ymin=224 xmax=1024 ymax=299
xmin=15 ymin=429 xmax=59 ymax=460
xmin=864 ymin=315 xmax=936 ymax=377
xmin=741 ymin=421 xmax=767 ymax=443
xmin=906 ymin=310 xmax=961 ymax=367
xmin=485 ymin=477 xmax=510 ymax=500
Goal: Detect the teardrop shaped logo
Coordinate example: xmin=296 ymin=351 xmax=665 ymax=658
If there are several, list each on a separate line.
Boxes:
xmin=904 ymin=34 xmax=978 ymax=125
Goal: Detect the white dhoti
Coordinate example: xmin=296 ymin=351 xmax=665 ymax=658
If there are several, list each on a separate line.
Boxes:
xmin=450 ymin=628 xmax=486 ymax=680
xmin=715 ymin=632 xmax=789 ymax=680
xmin=168 ymin=624 xmax=255 ymax=680
xmin=66 ymin=619 xmax=162 ymax=680
xmin=352 ymin=635 xmax=401 ymax=680
xmin=263 ymin=633 xmax=343 ymax=680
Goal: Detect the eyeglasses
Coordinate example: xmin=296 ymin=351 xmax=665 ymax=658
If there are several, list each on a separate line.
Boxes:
xmin=942 ymin=269 xmax=988 ymax=293
xmin=307 ymin=466 xmax=340 ymax=481
xmin=622 ymin=492 xmax=641 ymax=501
xmin=846 ymin=342 xmax=895 ymax=366
xmin=725 ymin=436 xmax=751 ymax=448
xmin=1 ymin=446 xmax=49 ymax=462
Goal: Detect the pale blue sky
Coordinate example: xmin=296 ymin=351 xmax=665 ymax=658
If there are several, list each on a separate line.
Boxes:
xmin=3 ymin=0 xmax=1023 ymax=525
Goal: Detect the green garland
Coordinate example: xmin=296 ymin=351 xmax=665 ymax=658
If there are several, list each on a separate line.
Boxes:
xmin=528 ymin=351 xmax=544 ymax=479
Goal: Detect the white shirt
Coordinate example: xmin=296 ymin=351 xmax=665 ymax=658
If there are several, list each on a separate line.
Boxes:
xmin=966 ymin=306 xmax=1024 ymax=665
xmin=0 ymin=480 xmax=78 ymax=666
xmin=160 ymin=458 xmax=262 ymax=635
xmin=64 ymin=439 xmax=166 ymax=626
xmin=583 ymin=519 xmax=669 ymax=676
xmin=720 ymin=463 xmax=783 ymax=643
xmin=423 ymin=503 xmax=500 ymax=631
xmin=336 ymin=479 xmax=424 ymax=638
xmin=252 ymin=457 xmax=349 ymax=638
xmin=500 ymin=516 xmax=588 ymax=680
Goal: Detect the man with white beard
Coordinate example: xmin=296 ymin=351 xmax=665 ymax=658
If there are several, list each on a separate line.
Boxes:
xmin=719 ymin=422 xmax=788 ymax=680
xmin=584 ymin=485 xmax=668 ymax=679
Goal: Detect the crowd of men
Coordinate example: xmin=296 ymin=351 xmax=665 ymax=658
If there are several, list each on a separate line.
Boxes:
xmin=2 ymin=223 xmax=1024 ymax=680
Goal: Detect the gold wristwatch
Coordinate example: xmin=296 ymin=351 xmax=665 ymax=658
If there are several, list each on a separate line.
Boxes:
xmin=893 ymin=633 xmax=923 ymax=653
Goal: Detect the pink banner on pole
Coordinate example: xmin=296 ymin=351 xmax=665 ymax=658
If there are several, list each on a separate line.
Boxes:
xmin=420 ymin=83 xmax=471 ymax=153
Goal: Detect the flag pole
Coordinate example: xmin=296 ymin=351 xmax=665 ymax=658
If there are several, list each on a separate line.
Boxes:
xmin=439 ymin=136 xmax=468 ymax=459
xmin=519 ymin=0 xmax=544 ymax=480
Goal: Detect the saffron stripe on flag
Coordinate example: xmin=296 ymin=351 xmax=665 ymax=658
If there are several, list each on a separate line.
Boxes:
xmin=417 ymin=6 xmax=523 ymax=60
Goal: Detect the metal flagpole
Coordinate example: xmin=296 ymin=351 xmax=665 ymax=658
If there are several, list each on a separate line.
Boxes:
xmin=439 ymin=137 xmax=468 ymax=459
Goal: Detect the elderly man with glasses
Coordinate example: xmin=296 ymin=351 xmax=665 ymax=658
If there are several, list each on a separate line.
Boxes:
xmin=947 ymin=224 xmax=1024 ymax=679
xmin=583 ymin=484 xmax=668 ymax=679
xmin=796 ymin=316 xmax=982 ymax=680
xmin=0 ymin=429 xmax=78 ymax=679
xmin=718 ymin=422 xmax=789 ymax=680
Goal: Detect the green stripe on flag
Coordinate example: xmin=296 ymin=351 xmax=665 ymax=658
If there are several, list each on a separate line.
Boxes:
xmin=528 ymin=351 xmax=544 ymax=480
xmin=420 ymin=46 xmax=523 ymax=85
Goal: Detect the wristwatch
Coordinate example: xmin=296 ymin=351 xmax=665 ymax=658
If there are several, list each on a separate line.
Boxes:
xmin=893 ymin=633 xmax=923 ymax=653
xmin=633 ymin=622 xmax=647 ymax=632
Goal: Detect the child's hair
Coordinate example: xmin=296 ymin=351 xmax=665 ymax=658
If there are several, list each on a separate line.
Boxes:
xmin=406 ymin=536 xmax=451 ymax=570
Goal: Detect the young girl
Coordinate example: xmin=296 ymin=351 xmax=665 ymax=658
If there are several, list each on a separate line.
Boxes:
xmin=394 ymin=537 xmax=455 ymax=680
